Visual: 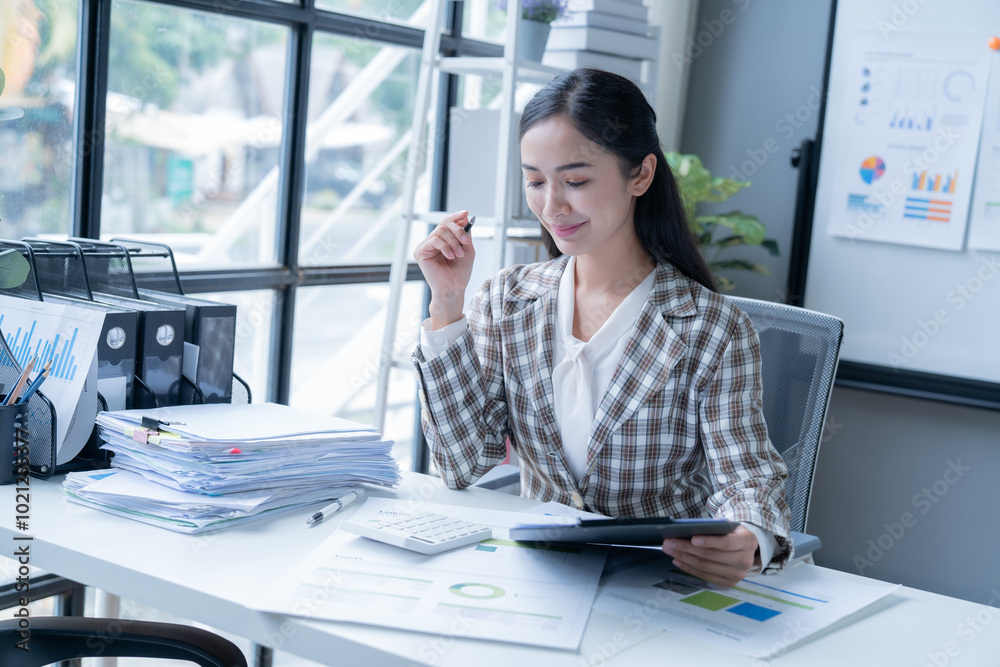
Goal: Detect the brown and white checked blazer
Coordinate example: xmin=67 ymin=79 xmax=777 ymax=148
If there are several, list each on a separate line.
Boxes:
xmin=413 ymin=255 xmax=791 ymax=560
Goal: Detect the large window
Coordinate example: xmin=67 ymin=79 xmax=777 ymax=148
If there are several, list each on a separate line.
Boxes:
xmin=0 ymin=0 xmax=80 ymax=238
xmin=0 ymin=0 xmax=500 ymax=463
xmin=104 ymin=1 xmax=289 ymax=267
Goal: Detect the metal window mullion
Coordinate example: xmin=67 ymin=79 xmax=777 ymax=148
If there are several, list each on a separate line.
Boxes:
xmin=270 ymin=15 xmax=313 ymax=405
xmin=73 ymin=0 xmax=112 ymax=239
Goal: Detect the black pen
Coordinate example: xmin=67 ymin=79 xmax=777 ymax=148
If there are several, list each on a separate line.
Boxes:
xmin=464 ymin=215 xmax=476 ymax=233
xmin=307 ymin=490 xmax=362 ymax=525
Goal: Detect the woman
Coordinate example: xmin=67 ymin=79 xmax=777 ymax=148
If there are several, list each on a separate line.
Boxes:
xmin=412 ymin=68 xmax=790 ymax=587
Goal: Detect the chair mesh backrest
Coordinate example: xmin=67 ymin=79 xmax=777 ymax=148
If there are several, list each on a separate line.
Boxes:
xmin=728 ymin=297 xmax=844 ymax=534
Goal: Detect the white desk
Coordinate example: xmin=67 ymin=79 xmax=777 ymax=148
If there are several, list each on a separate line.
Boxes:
xmin=3 ymin=472 xmax=999 ymax=666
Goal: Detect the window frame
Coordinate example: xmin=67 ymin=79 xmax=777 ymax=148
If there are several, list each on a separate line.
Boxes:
xmin=69 ymin=0 xmax=500 ymax=427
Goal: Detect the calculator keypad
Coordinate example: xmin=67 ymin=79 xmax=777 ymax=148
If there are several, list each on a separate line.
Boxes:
xmin=342 ymin=512 xmax=492 ymax=554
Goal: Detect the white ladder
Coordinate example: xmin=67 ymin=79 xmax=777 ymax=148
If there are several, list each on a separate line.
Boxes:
xmin=372 ymin=1 xmax=563 ymax=433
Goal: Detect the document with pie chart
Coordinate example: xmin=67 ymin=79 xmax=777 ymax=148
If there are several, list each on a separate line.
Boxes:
xmin=826 ymin=32 xmax=989 ymax=250
xmin=257 ymin=498 xmax=607 ymax=650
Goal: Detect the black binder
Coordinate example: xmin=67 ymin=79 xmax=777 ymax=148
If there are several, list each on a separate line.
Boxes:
xmin=137 ymin=290 xmax=236 ymax=404
xmin=90 ymin=293 xmax=185 ymax=408
xmin=69 ymin=238 xmax=236 ymax=404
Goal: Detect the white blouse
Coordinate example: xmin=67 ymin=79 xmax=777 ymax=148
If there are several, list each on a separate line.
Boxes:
xmin=550 ymin=256 xmax=655 ymax=481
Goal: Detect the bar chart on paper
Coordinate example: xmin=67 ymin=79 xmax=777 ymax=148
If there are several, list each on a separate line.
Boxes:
xmin=258 ymin=498 xmax=608 ymax=650
xmin=0 ymin=315 xmax=83 ymax=381
xmin=595 ymin=555 xmax=898 ymax=658
xmin=0 ymin=296 xmax=104 ymax=463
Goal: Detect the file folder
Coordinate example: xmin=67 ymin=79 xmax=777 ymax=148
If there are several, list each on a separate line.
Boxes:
xmin=91 ymin=293 xmax=185 ymax=408
xmin=137 ymin=290 xmax=236 ymax=404
xmin=69 ymin=239 xmax=235 ymax=404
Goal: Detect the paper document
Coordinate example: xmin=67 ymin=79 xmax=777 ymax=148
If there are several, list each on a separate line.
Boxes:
xmin=97 ymin=402 xmax=379 ymax=444
xmin=0 ymin=295 xmax=104 ymax=463
xmin=63 ymin=469 xmax=361 ymax=533
xmin=968 ymin=53 xmax=1000 ymax=251
xmin=824 ymin=32 xmax=990 ymax=250
xmin=594 ymin=551 xmax=899 ymax=658
xmin=94 ymin=403 xmax=398 ymax=495
xmin=258 ymin=498 xmax=608 ymax=650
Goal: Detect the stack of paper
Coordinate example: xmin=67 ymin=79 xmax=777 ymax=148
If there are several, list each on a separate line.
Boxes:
xmin=62 ymin=403 xmax=400 ymax=533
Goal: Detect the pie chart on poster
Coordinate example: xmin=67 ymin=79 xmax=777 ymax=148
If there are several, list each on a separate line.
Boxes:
xmin=859 ymin=156 xmax=886 ymax=184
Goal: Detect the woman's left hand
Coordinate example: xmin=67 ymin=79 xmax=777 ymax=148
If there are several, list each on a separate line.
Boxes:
xmin=662 ymin=525 xmax=759 ymax=588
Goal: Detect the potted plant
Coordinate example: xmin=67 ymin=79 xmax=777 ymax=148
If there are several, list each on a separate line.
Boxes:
xmin=495 ymin=0 xmax=571 ymax=62
xmin=666 ymin=152 xmax=779 ymax=292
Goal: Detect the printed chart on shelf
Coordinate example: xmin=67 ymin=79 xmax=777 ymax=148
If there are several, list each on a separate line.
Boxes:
xmin=258 ymin=498 xmax=607 ymax=650
xmin=827 ymin=32 xmax=990 ymax=250
xmin=594 ymin=550 xmax=898 ymax=659
xmin=0 ymin=295 xmax=104 ymax=464
xmin=968 ymin=52 xmax=1000 ymax=251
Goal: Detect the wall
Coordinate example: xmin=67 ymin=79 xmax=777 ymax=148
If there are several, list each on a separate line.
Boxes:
xmin=809 ymin=388 xmax=1000 ymax=606
xmin=679 ymin=0 xmax=1000 ymax=605
xmin=680 ymin=0 xmax=831 ymax=301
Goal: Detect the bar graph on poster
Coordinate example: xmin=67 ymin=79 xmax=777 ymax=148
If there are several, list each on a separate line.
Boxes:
xmin=825 ymin=32 xmax=990 ymax=251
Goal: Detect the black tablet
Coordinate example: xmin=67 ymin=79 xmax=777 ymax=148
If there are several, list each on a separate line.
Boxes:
xmin=509 ymin=516 xmax=740 ymax=546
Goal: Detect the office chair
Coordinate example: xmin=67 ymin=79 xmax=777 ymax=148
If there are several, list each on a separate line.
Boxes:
xmin=729 ymin=296 xmax=844 ymax=559
xmin=0 ymin=617 xmax=248 ymax=667
xmin=477 ymin=297 xmax=843 ymax=560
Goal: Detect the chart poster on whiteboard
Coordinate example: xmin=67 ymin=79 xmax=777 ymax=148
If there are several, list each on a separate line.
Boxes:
xmin=825 ymin=32 xmax=989 ymax=251
xmin=968 ymin=54 xmax=1000 ymax=251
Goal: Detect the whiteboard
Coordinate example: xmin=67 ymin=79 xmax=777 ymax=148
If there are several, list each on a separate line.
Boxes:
xmin=803 ymin=0 xmax=1000 ymax=406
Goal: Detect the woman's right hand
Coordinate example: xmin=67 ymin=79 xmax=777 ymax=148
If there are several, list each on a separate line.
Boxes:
xmin=413 ymin=210 xmax=476 ymax=329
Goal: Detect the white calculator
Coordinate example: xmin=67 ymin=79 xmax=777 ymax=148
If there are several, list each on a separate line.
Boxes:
xmin=342 ymin=511 xmax=493 ymax=555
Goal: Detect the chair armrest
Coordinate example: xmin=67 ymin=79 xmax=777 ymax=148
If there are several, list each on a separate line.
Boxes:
xmin=474 ymin=463 xmax=520 ymax=491
xmin=0 ymin=617 xmax=247 ymax=667
xmin=791 ymin=531 xmax=822 ymax=560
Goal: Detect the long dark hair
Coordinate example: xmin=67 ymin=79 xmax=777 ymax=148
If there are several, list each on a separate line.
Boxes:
xmin=519 ymin=68 xmax=716 ymax=291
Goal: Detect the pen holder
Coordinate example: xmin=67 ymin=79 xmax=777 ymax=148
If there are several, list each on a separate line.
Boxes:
xmin=0 ymin=399 xmax=29 ymax=486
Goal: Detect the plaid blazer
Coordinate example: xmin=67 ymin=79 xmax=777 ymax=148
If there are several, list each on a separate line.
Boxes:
xmin=413 ymin=255 xmax=791 ymax=558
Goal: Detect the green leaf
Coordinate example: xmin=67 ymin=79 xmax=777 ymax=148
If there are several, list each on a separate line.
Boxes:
xmin=715 ymin=275 xmax=735 ymax=291
xmin=0 ymin=68 xmax=5 ymax=97
xmin=0 ymin=249 xmax=30 ymax=289
xmin=667 ymin=151 xmax=778 ymax=288
xmin=698 ymin=212 xmax=766 ymax=245
xmin=710 ymin=235 xmax=750 ymax=250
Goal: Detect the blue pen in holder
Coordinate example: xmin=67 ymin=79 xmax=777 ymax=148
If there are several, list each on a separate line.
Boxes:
xmin=0 ymin=331 xmax=58 ymax=483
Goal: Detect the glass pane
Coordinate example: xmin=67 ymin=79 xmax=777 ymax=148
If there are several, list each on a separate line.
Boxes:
xmin=290 ymin=282 xmax=423 ymax=470
xmin=299 ymin=34 xmax=422 ymax=266
xmin=198 ymin=289 xmax=275 ymax=404
xmin=102 ymin=1 xmax=289 ymax=268
xmin=315 ymin=0 xmax=426 ymax=26
xmin=462 ymin=0 xmax=507 ymax=43
xmin=0 ymin=0 xmax=80 ymax=237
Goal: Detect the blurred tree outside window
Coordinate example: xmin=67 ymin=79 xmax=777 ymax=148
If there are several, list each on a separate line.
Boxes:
xmin=102 ymin=0 xmax=288 ymax=267
xmin=0 ymin=0 xmax=79 ymax=238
